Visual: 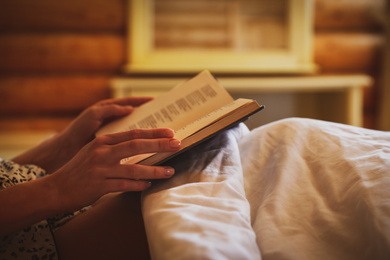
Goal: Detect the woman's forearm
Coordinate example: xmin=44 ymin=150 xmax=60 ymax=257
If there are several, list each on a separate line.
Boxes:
xmin=0 ymin=175 xmax=61 ymax=237
xmin=12 ymin=134 xmax=76 ymax=174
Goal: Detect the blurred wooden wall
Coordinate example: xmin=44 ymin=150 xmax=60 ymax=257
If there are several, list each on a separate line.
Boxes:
xmin=314 ymin=0 xmax=385 ymax=129
xmin=0 ymin=0 xmax=127 ymax=132
xmin=0 ymin=0 xmax=385 ymax=133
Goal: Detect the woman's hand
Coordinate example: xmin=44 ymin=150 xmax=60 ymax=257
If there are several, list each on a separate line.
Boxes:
xmin=13 ymin=97 xmax=152 ymax=173
xmin=48 ymin=128 xmax=181 ymax=213
xmin=1 ymin=128 xmax=180 ymax=236
xmin=54 ymin=97 xmax=154 ymax=170
xmin=60 ymin=97 xmax=153 ymax=151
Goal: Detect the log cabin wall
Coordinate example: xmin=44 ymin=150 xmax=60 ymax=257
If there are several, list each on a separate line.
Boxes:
xmin=0 ymin=0 xmax=385 ymax=135
xmin=0 ymin=0 xmax=127 ymax=132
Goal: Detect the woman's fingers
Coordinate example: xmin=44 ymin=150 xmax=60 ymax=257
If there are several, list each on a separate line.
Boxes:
xmin=97 ymin=104 xmax=134 ymax=120
xmin=86 ymin=129 xmax=180 ymax=165
xmin=104 ymin=179 xmax=152 ymax=193
xmin=103 ymin=164 xmax=173 ymax=192
xmin=103 ymin=165 xmax=176 ymax=194
xmin=102 ymin=128 xmax=175 ymax=145
xmin=82 ymin=97 xmax=154 ymax=129
xmin=111 ymin=164 xmax=175 ymax=181
xmin=109 ymin=138 xmax=181 ymax=161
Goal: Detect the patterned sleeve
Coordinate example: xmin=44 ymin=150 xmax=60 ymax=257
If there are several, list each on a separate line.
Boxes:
xmin=0 ymin=160 xmax=58 ymax=260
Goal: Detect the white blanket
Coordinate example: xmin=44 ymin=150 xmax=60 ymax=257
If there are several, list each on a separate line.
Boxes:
xmin=142 ymin=118 xmax=390 ymax=260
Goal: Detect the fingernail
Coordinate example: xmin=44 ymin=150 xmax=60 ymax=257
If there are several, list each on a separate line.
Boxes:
xmin=165 ymin=128 xmax=175 ymax=136
xmin=164 ymin=167 xmax=175 ymax=177
xmin=145 ymin=181 xmax=152 ymax=188
xmin=125 ymin=105 xmax=134 ymax=111
xmin=169 ymin=139 xmax=181 ymax=148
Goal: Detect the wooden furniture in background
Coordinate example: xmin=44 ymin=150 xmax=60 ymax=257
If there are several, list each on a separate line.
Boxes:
xmin=126 ymin=0 xmax=317 ymax=74
xmin=313 ymin=0 xmax=385 ymax=129
xmin=110 ymin=75 xmax=372 ymax=128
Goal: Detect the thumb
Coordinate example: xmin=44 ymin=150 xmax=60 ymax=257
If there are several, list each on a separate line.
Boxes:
xmin=100 ymin=104 xmax=134 ymax=120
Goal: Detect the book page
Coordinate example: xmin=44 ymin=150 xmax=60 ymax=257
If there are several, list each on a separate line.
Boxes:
xmin=174 ymin=98 xmax=251 ymax=140
xmin=97 ymin=70 xmax=234 ymax=136
xmin=121 ymin=98 xmax=254 ymax=165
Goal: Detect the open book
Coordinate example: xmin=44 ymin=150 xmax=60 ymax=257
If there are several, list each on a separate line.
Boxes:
xmin=97 ymin=70 xmax=264 ymax=166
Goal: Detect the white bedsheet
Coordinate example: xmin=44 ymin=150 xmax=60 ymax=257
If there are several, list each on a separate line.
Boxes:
xmin=142 ymin=118 xmax=390 ymax=260
xmin=142 ymin=124 xmax=260 ymax=259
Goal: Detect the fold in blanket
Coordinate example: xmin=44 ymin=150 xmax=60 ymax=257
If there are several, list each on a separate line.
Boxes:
xmin=240 ymin=118 xmax=390 ymax=260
